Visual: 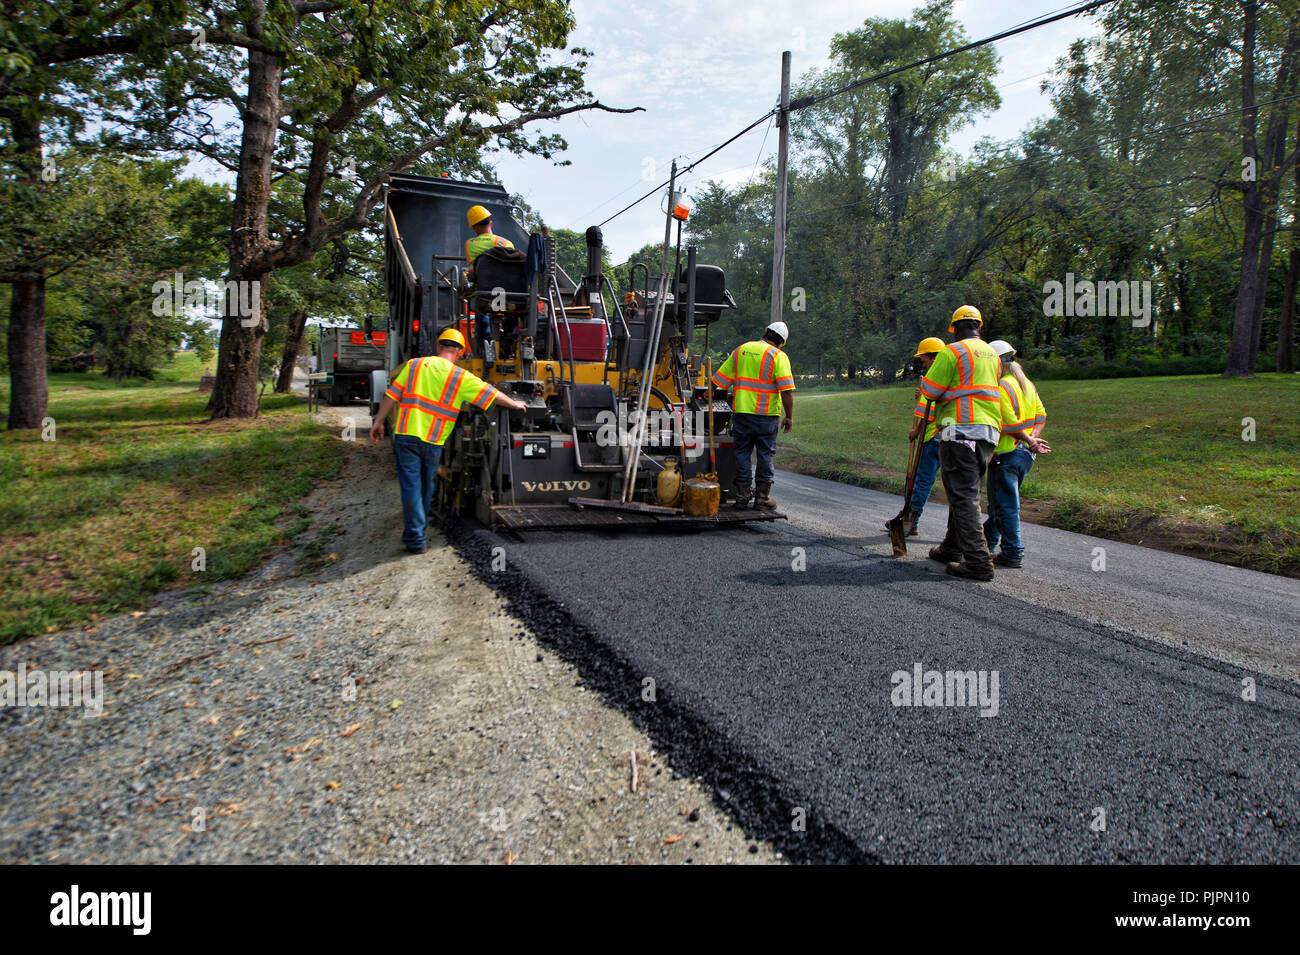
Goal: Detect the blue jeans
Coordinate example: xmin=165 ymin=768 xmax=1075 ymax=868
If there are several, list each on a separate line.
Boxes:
xmin=985 ymin=447 xmax=1034 ymax=561
xmin=732 ymin=412 xmax=780 ymax=486
xmin=908 ymin=437 xmax=941 ymax=516
xmin=393 ymin=434 xmax=442 ymax=549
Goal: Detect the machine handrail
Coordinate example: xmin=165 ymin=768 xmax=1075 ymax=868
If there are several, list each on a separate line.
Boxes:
xmin=547 ymin=273 xmax=577 ymax=384
xmin=621 ymin=272 xmax=670 ymax=502
xmin=599 ymin=272 xmax=631 ymax=386
xmin=386 ymin=207 xmax=417 ymax=287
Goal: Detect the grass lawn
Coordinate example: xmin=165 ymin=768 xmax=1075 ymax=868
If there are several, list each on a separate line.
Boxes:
xmin=0 ymin=353 xmax=346 ymax=644
xmin=784 ymin=374 xmax=1300 ymax=575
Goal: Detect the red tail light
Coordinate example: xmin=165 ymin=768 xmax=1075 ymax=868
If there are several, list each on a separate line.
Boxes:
xmin=413 ymin=319 xmax=420 ymax=333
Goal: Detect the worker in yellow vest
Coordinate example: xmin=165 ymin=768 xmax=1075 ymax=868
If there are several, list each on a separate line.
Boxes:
xmin=985 ymin=340 xmax=1051 ymax=568
xmin=894 ymin=336 xmax=946 ymax=536
xmin=369 ymin=328 xmax=528 ymax=553
xmin=464 ymin=205 xmax=514 ymax=269
xmin=917 ymin=306 xmax=1004 ymax=581
xmin=712 ymin=320 xmax=795 ymax=509
xmin=464 ymin=205 xmax=516 ymax=363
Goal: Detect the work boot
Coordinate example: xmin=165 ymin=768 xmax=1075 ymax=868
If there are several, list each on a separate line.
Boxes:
xmin=905 ymin=517 xmax=919 ymax=537
xmin=993 ymin=553 xmax=1022 ymax=569
xmin=753 ymin=481 xmax=776 ymax=510
xmin=929 ymin=545 xmax=960 ymax=564
xmin=945 ymin=561 xmax=995 ymax=582
xmin=732 ymin=481 xmax=753 ymax=509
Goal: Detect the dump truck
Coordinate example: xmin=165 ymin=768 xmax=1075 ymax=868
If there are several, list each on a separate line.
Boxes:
xmin=377 ymin=172 xmax=780 ymax=530
xmin=316 ymin=324 xmax=387 ymax=405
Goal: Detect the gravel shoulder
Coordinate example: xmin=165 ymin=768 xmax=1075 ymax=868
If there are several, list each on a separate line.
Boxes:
xmin=0 ymin=435 xmax=776 ymax=865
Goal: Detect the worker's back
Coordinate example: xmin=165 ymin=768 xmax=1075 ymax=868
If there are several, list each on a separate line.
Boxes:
xmin=714 ymin=340 xmax=793 ymax=416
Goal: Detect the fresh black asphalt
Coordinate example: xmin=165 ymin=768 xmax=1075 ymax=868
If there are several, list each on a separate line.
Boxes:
xmin=450 ymin=472 xmax=1300 ymax=863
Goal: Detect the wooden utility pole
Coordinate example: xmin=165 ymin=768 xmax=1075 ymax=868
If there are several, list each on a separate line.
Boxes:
xmin=770 ymin=51 xmax=791 ymax=327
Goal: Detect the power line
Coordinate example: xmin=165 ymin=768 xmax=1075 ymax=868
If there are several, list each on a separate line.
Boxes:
xmin=594 ymin=2 xmax=1117 ymax=232
xmin=788 ymin=88 xmax=1300 ymax=224
xmin=669 ymin=89 xmax=1300 ymax=258
xmin=794 ymin=0 xmax=1117 ymax=113
xmin=597 ymin=109 xmax=777 ymax=227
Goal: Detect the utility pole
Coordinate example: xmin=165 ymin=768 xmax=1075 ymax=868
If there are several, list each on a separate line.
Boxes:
xmin=770 ymin=51 xmax=791 ymax=328
xmin=661 ymin=158 xmax=677 ymax=277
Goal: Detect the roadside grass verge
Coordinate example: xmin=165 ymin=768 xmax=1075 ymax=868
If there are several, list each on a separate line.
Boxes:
xmin=785 ymin=374 xmax=1300 ymax=576
xmin=0 ymin=354 xmax=346 ymax=644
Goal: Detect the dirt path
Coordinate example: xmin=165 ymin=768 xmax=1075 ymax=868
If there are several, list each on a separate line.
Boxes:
xmin=0 ymin=439 xmax=777 ymax=864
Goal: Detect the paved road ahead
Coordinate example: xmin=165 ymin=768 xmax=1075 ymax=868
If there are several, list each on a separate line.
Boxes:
xmin=468 ymin=470 xmax=1300 ymax=863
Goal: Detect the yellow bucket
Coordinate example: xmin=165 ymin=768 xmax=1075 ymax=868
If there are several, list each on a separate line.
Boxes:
xmin=656 ymin=459 xmax=682 ymax=506
xmin=682 ymin=475 xmax=720 ymax=516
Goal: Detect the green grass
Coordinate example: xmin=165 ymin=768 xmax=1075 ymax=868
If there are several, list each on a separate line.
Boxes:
xmin=0 ymin=353 xmax=346 ymax=644
xmin=786 ymin=374 xmax=1300 ymax=575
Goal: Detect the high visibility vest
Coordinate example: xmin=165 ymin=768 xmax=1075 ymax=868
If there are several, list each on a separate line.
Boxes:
xmin=465 ymin=232 xmax=514 ymax=265
xmin=919 ymin=338 xmax=1002 ymax=433
xmin=712 ymin=340 xmax=795 ymax=415
xmin=913 ymin=386 xmax=938 ymax=442
xmin=384 ymin=355 xmax=500 ymax=445
xmin=995 ymin=373 xmax=1046 ymax=454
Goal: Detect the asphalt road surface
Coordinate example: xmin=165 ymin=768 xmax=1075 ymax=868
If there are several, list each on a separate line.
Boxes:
xmin=459 ymin=467 xmax=1300 ymax=863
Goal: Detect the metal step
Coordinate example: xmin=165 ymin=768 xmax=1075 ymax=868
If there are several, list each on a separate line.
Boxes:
xmin=571 ymin=429 xmax=625 ymax=472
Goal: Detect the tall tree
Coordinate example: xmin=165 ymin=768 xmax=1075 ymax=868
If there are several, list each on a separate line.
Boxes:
xmin=789 ymin=0 xmax=1000 ymax=377
xmin=0 ymin=0 xmax=262 ymax=427
xmin=120 ymin=0 xmax=638 ymax=418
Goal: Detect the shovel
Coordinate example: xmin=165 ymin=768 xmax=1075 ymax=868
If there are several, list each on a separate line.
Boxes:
xmin=886 ymin=398 xmax=933 ymax=557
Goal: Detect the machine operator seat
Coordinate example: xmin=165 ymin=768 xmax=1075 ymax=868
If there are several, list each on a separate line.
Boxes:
xmin=467 ymin=246 xmax=530 ymax=313
xmin=467 ymin=245 xmax=529 ymax=361
xmin=674 ymin=263 xmax=736 ymax=323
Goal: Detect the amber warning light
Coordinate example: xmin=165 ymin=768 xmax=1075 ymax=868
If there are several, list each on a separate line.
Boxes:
xmin=673 ymin=204 xmax=690 ymax=221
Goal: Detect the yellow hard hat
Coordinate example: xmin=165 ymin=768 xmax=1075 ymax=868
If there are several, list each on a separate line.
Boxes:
xmin=466 ymin=205 xmax=491 ymax=227
xmin=914 ymin=336 xmax=945 ymax=358
xmin=949 ymin=305 xmax=983 ymax=332
xmin=436 ymin=327 xmax=467 ymax=351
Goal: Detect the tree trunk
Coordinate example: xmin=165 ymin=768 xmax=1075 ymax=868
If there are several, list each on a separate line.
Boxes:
xmin=7 ymin=277 xmax=48 ymax=430
xmin=1278 ymin=109 xmax=1300 ymax=375
xmin=1227 ymin=6 xmax=1299 ymax=375
xmin=5 ymin=112 xmax=48 ymax=430
xmin=275 ymin=310 xmax=309 ymax=393
xmin=208 ymin=7 xmax=282 ymax=419
xmin=1278 ymin=247 xmax=1298 ymax=373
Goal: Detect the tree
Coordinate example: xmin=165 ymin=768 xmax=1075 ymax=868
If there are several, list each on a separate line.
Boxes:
xmin=788 ymin=0 xmax=1000 ymax=377
xmin=1106 ymin=0 xmax=1300 ymax=375
xmin=115 ymin=0 xmax=639 ymax=418
xmin=0 ymin=0 xmax=263 ymax=426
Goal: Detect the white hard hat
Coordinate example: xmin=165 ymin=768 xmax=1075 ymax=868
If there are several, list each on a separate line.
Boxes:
xmin=765 ymin=321 xmax=789 ymax=344
xmin=989 ymin=339 xmax=1016 ymax=357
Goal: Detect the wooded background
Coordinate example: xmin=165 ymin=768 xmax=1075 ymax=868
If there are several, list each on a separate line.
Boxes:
xmin=3 ymin=0 xmax=1297 ymax=430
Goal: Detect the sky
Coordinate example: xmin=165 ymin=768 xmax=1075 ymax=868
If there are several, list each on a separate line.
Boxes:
xmin=492 ymin=0 xmax=1107 ymax=262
